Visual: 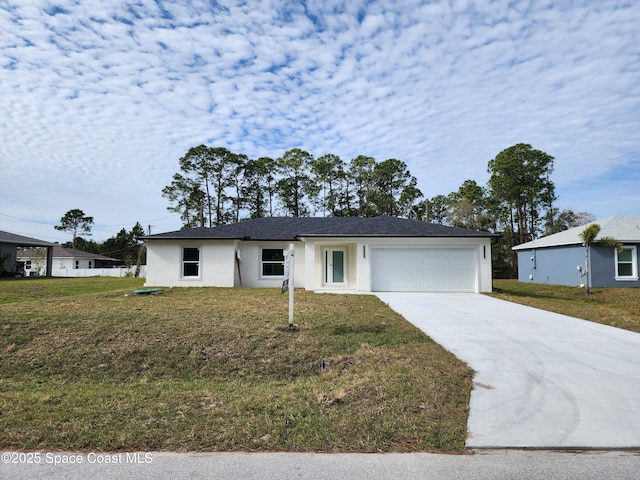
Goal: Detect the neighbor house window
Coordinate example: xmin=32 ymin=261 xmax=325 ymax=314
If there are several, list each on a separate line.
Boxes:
xmin=615 ymin=246 xmax=638 ymax=280
xmin=261 ymin=248 xmax=285 ymax=276
xmin=182 ymin=247 xmax=201 ymax=278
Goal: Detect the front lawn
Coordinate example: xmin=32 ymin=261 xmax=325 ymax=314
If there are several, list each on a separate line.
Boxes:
xmin=0 ymin=278 xmax=472 ymax=452
xmin=490 ymin=279 xmax=640 ymax=333
xmin=0 ymin=276 xmax=144 ymax=305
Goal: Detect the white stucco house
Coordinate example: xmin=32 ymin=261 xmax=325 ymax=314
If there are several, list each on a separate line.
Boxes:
xmin=16 ymin=246 xmax=122 ymax=276
xmin=143 ymin=216 xmax=498 ymax=293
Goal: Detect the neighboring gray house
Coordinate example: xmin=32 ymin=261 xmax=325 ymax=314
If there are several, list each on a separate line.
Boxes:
xmin=0 ymin=230 xmax=55 ymax=277
xmin=513 ymin=215 xmax=640 ymax=288
xmin=144 ymin=216 xmax=499 ymax=293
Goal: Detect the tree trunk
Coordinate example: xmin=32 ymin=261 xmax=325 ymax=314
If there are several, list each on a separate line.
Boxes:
xmin=204 ymin=174 xmax=212 ymax=227
xmin=268 ymin=188 xmax=274 ymax=217
xmin=584 ymin=245 xmax=590 ymax=294
xmin=215 ymin=178 xmax=224 ymax=225
xmin=508 ymin=205 xmax=517 ymax=274
xmin=517 ymin=204 xmax=526 ymax=244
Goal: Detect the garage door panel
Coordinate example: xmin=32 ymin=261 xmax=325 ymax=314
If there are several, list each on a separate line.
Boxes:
xmin=371 ymin=248 xmax=476 ymax=292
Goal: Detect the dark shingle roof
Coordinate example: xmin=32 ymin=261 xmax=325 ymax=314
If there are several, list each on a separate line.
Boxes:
xmin=17 ymin=246 xmax=121 ymax=261
xmin=0 ymin=230 xmax=56 ymax=247
xmin=144 ymin=216 xmax=498 ymax=241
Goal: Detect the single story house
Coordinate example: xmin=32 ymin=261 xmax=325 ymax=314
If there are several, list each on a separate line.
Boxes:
xmin=0 ymin=230 xmax=55 ymax=276
xmin=16 ymin=246 xmax=122 ymax=276
xmin=143 ymin=216 xmax=498 ymax=293
xmin=513 ymin=215 xmax=640 ymax=288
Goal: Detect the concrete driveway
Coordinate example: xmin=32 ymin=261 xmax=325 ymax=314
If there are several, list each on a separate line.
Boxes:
xmin=375 ymin=293 xmax=640 ymax=449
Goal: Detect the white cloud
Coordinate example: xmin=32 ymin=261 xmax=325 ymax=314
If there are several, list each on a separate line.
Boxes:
xmin=1 ymin=0 xmax=638 ymax=242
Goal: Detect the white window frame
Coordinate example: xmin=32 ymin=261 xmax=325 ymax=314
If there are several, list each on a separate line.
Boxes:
xmin=260 ymin=247 xmax=285 ymax=278
xmin=180 ymin=246 xmax=202 ymax=280
xmin=615 ymin=246 xmax=638 ymax=281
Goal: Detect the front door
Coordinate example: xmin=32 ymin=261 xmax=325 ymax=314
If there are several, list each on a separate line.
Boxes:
xmin=324 ymin=247 xmax=347 ymax=287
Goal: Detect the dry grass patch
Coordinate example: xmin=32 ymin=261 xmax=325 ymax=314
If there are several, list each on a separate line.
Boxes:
xmin=490 ymin=280 xmax=640 ymax=333
xmin=0 ymin=279 xmax=471 ymax=452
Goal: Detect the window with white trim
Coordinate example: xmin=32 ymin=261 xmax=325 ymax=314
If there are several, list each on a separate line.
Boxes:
xmin=615 ymin=246 xmax=638 ymax=280
xmin=261 ymin=248 xmax=285 ymax=277
xmin=181 ymin=246 xmax=201 ymax=278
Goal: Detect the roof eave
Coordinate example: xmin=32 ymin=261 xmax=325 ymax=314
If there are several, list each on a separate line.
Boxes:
xmin=298 ymin=233 xmax=499 ymax=238
xmin=145 ymin=235 xmax=243 ymax=241
xmin=147 ymin=233 xmax=498 ymax=240
xmin=513 ymin=241 xmax=583 ymax=251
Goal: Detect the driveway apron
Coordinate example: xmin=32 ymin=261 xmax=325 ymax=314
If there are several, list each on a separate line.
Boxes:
xmin=375 ymin=293 xmax=640 ymax=449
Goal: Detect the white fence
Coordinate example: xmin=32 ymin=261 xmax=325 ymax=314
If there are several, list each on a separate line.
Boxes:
xmin=51 ymin=266 xmax=146 ymax=278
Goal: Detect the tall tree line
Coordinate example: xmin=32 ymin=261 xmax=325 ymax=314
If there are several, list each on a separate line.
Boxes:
xmin=421 ymin=144 xmax=593 ymax=277
xmin=162 ymin=146 xmax=423 ymax=227
xmin=55 ymin=209 xmax=147 ymax=269
xmin=163 ymin=143 xmax=593 ymax=278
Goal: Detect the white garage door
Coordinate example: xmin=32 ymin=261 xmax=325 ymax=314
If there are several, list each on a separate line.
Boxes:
xmin=371 ymin=248 xmax=476 ymax=292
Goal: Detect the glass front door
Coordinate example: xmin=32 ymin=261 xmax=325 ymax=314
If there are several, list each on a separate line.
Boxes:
xmin=324 ymin=247 xmax=347 ymax=286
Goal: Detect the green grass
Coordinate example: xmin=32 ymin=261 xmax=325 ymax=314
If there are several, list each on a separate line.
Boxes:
xmin=490 ymin=279 xmax=640 ymax=333
xmin=0 ymin=277 xmax=145 ymax=305
xmin=0 ymin=278 xmax=472 ymax=452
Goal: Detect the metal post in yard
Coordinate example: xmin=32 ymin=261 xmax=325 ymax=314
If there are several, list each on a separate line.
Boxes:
xmin=288 ymin=243 xmax=294 ymax=328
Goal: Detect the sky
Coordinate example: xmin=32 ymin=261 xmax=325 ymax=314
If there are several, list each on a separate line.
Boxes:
xmin=1 ymin=0 xmax=639 ymax=243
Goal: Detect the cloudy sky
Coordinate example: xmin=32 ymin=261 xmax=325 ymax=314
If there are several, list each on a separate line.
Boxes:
xmin=1 ymin=0 xmax=638 ymax=243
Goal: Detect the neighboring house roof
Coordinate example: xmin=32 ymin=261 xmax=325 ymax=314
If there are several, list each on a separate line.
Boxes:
xmin=0 ymin=230 xmax=56 ymax=247
xmin=144 ymin=216 xmax=499 ymax=241
xmin=18 ymin=246 xmax=121 ymax=262
xmin=513 ymin=215 xmax=640 ymax=251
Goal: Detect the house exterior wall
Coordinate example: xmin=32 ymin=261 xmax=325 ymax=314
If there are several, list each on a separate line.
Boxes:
xmin=145 ymin=239 xmax=236 ymax=287
xmin=517 ymin=246 xmax=584 ymax=286
xmin=517 ymin=244 xmax=640 ymax=288
xmin=301 ymin=239 xmax=358 ymax=291
xmin=235 ymin=241 xmax=305 ymax=289
xmin=16 ymin=253 xmax=53 ymax=275
xmin=590 ymin=244 xmax=640 ymax=288
xmin=302 ymin=236 xmax=493 ymax=293
xmin=54 ymin=257 xmax=94 ymax=270
xmin=16 ymin=253 xmax=119 ymax=276
xmin=145 ymin=236 xmax=494 ymax=292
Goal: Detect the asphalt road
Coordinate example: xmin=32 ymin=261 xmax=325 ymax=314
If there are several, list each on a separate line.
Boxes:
xmin=2 ymin=450 xmax=639 ymax=480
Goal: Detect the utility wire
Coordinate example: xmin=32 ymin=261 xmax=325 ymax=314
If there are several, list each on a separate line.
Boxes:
xmin=0 ymin=211 xmax=180 ymax=229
